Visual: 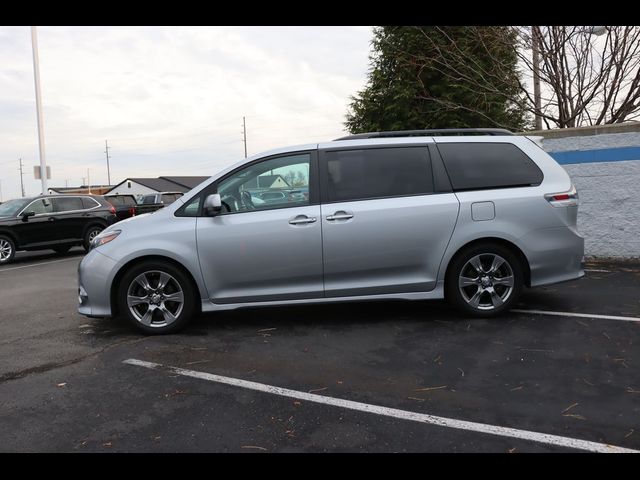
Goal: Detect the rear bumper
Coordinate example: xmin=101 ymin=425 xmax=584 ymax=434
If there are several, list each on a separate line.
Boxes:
xmin=78 ymin=249 xmax=118 ymax=317
xmin=519 ymin=226 xmax=585 ymax=287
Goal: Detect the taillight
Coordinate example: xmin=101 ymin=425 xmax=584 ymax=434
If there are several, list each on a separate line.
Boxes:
xmin=545 ymin=185 xmax=579 ymax=207
xmin=109 ymin=205 xmax=116 ymax=214
xmin=129 ymin=207 xmax=136 ymax=216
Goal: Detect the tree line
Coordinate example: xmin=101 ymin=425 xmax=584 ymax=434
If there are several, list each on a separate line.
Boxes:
xmin=346 ymin=26 xmax=640 ymax=133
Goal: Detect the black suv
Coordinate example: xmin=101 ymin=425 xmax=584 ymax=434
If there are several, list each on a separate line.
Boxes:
xmin=0 ymin=195 xmax=118 ymax=265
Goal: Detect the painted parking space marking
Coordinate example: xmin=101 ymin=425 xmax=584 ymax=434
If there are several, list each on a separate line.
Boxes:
xmin=123 ymin=358 xmax=638 ymax=453
xmin=513 ymin=309 xmax=640 ymax=323
xmin=0 ymin=257 xmax=79 ymax=273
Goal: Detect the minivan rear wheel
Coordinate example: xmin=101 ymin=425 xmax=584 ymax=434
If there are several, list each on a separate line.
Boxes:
xmin=117 ymin=260 xmax=197 ymax=334
xmin=446 ymin=243 xmax=523 ymax=317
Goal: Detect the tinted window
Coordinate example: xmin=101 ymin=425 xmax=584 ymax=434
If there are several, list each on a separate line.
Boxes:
xmin=437 ymin=143 xmax=543 ymax=191
xmin=142 ymin=195 xmax=157 ymax=205
xmin=53 ymin=197 xmax=84 ymax=212
xmin=105 ymin=195 xmax=135 ymax=206
xmin=161 ymin=194 xmax=178 ymax=204
xmin=325 ymin=147 xmax=433 ymax=202
xmin=82 ymin=197 xmax=100 ymax=209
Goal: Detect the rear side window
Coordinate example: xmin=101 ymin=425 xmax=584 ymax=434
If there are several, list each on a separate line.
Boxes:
xmin=437 ymin=142 xmax=543 ymax=191
xmin=106 ymin=196 xmax=136 ymax=206
xmin=53 ymin=197 xmax=83 ymax=212
xmin=142 ymin=195 xmax=157 ymax=204
xmin=161 ymin=194 xmax=178 ymax=204
xmin=324 ymin=147 xmax=433 ymax=202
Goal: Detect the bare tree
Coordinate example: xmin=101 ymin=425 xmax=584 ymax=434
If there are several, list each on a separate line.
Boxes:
xmin=407 ymin=26 xmax=640 ymax=129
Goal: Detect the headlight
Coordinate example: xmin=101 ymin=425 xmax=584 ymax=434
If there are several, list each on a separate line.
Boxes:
xmin=91 ymin=229 xmax=121 ymax=249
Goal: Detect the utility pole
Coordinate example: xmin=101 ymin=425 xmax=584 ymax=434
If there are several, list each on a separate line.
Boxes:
xmin=0 ymin=179 xmax=2 ymax=202
xmin=87 ymin=169 xmax=91 ymax=194
xmin=31 ymin=26 xmax=48 ymax=194
xmin=242 ymin=116 xmax=247 ymax=158
xmin=104 ymin=139 xmax=111 ymax=185
xmin=18 ymin=158 xmax=25 ymax=197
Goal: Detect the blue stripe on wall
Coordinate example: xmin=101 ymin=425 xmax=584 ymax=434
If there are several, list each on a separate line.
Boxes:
xmin=549 ymin=146 xmax=640 ymax=165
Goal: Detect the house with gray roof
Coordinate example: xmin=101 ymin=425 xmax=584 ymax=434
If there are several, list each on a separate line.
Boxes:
xmin=106 ymin=176 xmax=210 ymax=196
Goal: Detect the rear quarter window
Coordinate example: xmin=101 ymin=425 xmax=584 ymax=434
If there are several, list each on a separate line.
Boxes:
xmin=437 ymin=142 xmax=543 ymax=191
xmin=81 ymin=197 xmax=100 ymax=209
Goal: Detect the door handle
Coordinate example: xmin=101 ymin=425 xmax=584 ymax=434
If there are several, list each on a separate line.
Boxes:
xmin=289 ymin=215 xmax=317 ymax=225
xmin=326 ymin=212 xmax=354 ymax=221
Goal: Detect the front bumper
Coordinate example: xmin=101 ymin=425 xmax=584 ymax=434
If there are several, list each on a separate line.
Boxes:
xmin=78 ymin=248 xmax=119 ymax=317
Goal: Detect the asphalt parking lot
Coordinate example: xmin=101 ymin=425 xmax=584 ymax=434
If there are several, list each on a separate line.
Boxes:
xmin=0 ymin=249 xmax=638 ymax=452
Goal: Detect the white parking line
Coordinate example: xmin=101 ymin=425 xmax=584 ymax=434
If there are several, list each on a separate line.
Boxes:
xmin=0 ymin=257 xmax=79 ymax=273
xmin=512 ymin=309 xmax=640 ymax=323
xmin=584 ymin=269 xmax=611 ymax=273
xmin=123 ymin=358 xmax=638 ymax=453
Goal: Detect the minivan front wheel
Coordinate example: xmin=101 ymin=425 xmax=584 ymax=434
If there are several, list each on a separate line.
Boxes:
xmin=117 ymin=261 xmax=196 ymax=334
xmin=446 ymin=243 xmax=523 ymax=317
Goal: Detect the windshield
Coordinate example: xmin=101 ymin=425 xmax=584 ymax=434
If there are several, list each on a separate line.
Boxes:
xmin=0 ymin=199 xmax=29 ymax=217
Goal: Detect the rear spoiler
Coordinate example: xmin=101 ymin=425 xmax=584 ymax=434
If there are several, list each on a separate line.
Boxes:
xmin=525 ymin=135 xmax=544 ymax=148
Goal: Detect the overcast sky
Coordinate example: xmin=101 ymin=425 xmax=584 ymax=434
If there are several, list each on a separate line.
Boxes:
xmin=0 ymin=26 xmax=373 ymax=200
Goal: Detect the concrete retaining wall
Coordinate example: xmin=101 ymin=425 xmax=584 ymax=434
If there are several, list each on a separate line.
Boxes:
xmin=522 ymin=123 xmax=640 ymax=259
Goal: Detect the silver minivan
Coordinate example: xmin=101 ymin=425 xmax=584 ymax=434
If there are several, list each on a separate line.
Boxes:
xmin=78 ymin=129 xmax=584 ymax=334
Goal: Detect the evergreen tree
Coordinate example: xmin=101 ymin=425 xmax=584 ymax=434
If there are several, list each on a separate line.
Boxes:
xmin=346 ymin=26 xmax=529 ymax=133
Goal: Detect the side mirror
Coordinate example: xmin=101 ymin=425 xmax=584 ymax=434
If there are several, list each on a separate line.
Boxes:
xmin=21 ymin=211 xmax=35 ymax=222
xmin=203 ymin=194 xmax=222 ymax=216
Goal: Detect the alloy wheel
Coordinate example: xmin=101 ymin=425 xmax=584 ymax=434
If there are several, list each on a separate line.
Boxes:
xmin=0 ymin=239 xmax=12 ymax=262
xmin=126 ymin=270 xmax=185 ymax=327
xmin=458 ymin=253 xmax=515 ymax=311
xmin=88 ymin=229 xmax=101 ymax=242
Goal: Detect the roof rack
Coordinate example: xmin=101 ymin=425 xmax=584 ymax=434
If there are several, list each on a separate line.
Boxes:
xmin=334 ymin=128 xmax=514 ymax=141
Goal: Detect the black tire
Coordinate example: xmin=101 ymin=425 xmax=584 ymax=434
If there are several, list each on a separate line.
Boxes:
xmin=53 ymin=245 xmax=72 ymax=255
xmin=83 ymin=225 xmax=104 ymax=252
xmin=117 ymin=260 xmax=197 ymax=335
xmin=0 ymin=235 xmax=16 ymax=265
xmin=445 ymin=242 xmax=524 ymax=317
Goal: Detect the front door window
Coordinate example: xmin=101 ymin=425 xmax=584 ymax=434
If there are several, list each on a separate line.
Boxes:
xmin=24 ymin=198 xmax=53 ymax=215
xmin=217 ymin=153 xmax=311 ymax=214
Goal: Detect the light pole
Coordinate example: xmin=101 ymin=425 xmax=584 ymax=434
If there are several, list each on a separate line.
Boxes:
xmin=30 ymin=26 xmax=48 ymax=194
xmin=532 ymin=26 xmax=607 ymax=130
